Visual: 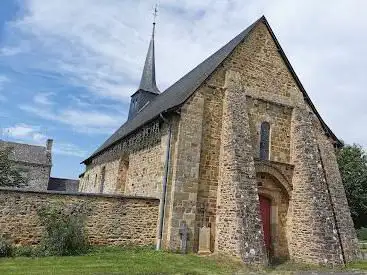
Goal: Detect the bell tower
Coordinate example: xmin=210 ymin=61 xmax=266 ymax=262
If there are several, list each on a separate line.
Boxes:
xmin=128 ymin=6 xmax=160 ymax=120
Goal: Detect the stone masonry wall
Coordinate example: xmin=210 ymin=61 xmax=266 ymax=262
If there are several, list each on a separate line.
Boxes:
xmin=246 ymin=98 xmax=292 ymax=163
xmin=289 ymin=107 xmax=343 ymax=265
xmin=80 ymin=159 xmax=119 ymax=194
xmin=215 ymin=71 xmax=267 ymax=265
xmin=15 ymin=162 xmax=50 ymax=191
xmin=224 ymin=22 xmax=298 ymax=99
xmin=165 ymin=92 xmax=204 ymax=251
xmin=317 ymin=129 xmax=361 ymax=262
xmin=196 ymin=83 xmax=224 ymax=252
xmin=193 ymin=21 xmax=297 ymax=255
xmin=80 ymin=129 xmax=166 ymax=198
xmin=0 ymin=188 xmax=159 ymax=246
xmin=125 ymin=141 xmax=164 ymax=198
xmin=203 ymin=20 xmax=359 ymax=265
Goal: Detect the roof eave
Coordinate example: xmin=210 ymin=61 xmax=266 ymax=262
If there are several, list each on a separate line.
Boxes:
xmin=81 ymin=106 xmax=181 ymax=165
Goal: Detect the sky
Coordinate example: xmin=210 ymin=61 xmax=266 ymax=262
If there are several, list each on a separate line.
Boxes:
xmin=0 ymin=0 xmax=366 ymax=179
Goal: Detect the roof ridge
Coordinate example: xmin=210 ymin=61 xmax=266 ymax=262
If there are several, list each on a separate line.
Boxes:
xmin=0 ymin=140 xmax=46 ymax=149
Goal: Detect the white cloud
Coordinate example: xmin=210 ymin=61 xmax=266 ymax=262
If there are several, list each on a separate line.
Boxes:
xmin=2 ymin=123 xmax=47 ymax=144
xmin=53 ymin=142 xmax=87 ymax=158
xmin=19 ymin=104 xmax=123 ymax=134
xmin=33 ymin=92 xmax=55 ymax=105
xmin=19 ymin=91 xmax=126 ymax=135
xmin=2 ymin=123 xmax=87 ymax=158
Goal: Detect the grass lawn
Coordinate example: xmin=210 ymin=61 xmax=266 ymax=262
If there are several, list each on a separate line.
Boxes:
xmin=0 ymin=247 xmax=244 ymax=275
xmin=0 ymin=247 xmax=366 ymax=275
xmin=348 ymin=260 xmax=367 ymax=270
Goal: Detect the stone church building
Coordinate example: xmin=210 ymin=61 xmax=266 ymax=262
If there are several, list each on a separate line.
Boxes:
xmin=79 ymin=16 xmax=360 ymax=265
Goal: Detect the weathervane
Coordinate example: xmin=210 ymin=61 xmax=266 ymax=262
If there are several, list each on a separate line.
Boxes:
xmin=153 ymin=4 xmax=158 ymax=25
xmin=151 ymin=3 xmax=158 ymax=38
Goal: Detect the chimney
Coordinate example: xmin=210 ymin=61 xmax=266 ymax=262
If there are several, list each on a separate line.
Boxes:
xmin=46 ymin=139 xmax=53 ymax=152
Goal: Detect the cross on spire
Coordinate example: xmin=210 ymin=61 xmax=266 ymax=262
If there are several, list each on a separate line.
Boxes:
xmin=152 ymin=4 xmax=158 ymax=39
xmin=153 ymin=4 xmax=158 ymax=25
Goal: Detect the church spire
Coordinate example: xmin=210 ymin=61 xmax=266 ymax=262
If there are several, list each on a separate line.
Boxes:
xmin=138 ymin=5 xmax=160 ymax=94
xmin=128 ymin=5 xmax=160 ymax=120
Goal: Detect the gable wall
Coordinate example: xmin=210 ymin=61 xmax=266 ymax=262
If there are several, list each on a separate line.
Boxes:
xmin=223 ymin=22 xmax=303 ymax=162
xmin=225 ymin=22 xmax=299 ymax=98
xmin=191 ymin=21 xmax=358 ymax=264
xmin=194 ymin=21 xmax=304 ymax=252
xmin=196 ymin=20 xmax=303 ymax=193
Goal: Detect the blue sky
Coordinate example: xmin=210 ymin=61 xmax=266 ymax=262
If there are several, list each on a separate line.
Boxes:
xmin=0 ymin=0 xmax=367 ymax=179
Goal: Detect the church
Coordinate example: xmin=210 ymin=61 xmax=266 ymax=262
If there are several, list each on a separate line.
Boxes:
xmin=79 ymin=16 xmax=360 ymax=265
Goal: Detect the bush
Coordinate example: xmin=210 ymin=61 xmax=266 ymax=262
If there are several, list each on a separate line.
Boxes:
xmin=0 ymin=236 xmax=13 ymax=257
xmin=37 ymin=202 xmax=89 ymax=256
xmin=13 ymin=246 xmax=37 ymax=257
xmin=357 ymin=227 xmax=367 ymax=241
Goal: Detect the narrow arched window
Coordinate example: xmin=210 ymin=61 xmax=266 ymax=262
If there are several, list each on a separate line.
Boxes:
xmin=117 ymin=158 xmax=129 ymax=193
xmin=260 ymin=122 xmax=270 ymax=160
xmin=100 ymin=166 xmax=106 ymax=193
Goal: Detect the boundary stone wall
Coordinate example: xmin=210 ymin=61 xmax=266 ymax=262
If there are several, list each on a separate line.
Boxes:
xmin=0 ymin=188 xmax=159 ymax=246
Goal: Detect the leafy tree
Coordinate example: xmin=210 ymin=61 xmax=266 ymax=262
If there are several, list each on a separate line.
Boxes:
xmin=0 ymin=146 xmax=27 ymax=187
xmin=337 ymin=143 xmax=367 ymax=229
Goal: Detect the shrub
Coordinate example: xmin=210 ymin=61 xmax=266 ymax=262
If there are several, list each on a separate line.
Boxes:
xmin=14 ymin=246 xmax=36 ymax=257
xmin=37 ymin=202 xmax=89 ymax=256
xmin=0 ymin=236 xmax=13 ymax=257
xmin=357 ymin=227 xmax=367 ymax=241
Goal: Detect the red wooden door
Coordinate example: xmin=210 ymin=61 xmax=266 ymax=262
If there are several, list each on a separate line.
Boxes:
xmin=259 ymin=195 xmax=271 ymax=252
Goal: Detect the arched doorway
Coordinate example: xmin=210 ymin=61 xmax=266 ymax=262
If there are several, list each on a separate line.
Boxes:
xmin=257 ymin=172 xmax=290 ymax=261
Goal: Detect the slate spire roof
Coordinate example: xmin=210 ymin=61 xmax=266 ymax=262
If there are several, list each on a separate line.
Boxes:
xmin=138 ymin=22 xmax=160 ymax=94
xmin=83 ymin=16 xmax=341 ymax=164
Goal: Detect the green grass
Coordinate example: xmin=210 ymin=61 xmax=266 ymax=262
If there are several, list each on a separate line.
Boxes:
xmin=0 ymin=247 xmax=245 ymax=275
xmin=0 ymin=247 xmax=366 ymax=275
xmin=348 ymin=261 xmax=367 ymax=270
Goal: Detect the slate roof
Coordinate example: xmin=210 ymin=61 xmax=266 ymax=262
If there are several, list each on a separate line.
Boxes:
xmin=0 ymin=140 xmax=51 ymax=166
xmin=84 ymin=16 xmax=341 ymax=164
xmin=138 ymin=23 xmax=160 ymax=95
xmin=48 ymin=177 xmax=79 ymax=193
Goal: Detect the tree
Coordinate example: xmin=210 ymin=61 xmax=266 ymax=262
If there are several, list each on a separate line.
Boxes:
xmin=337 ymin=143 xmax=367 ymax=229
xmin=0 ymin=146 xmax=27 ymax=187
